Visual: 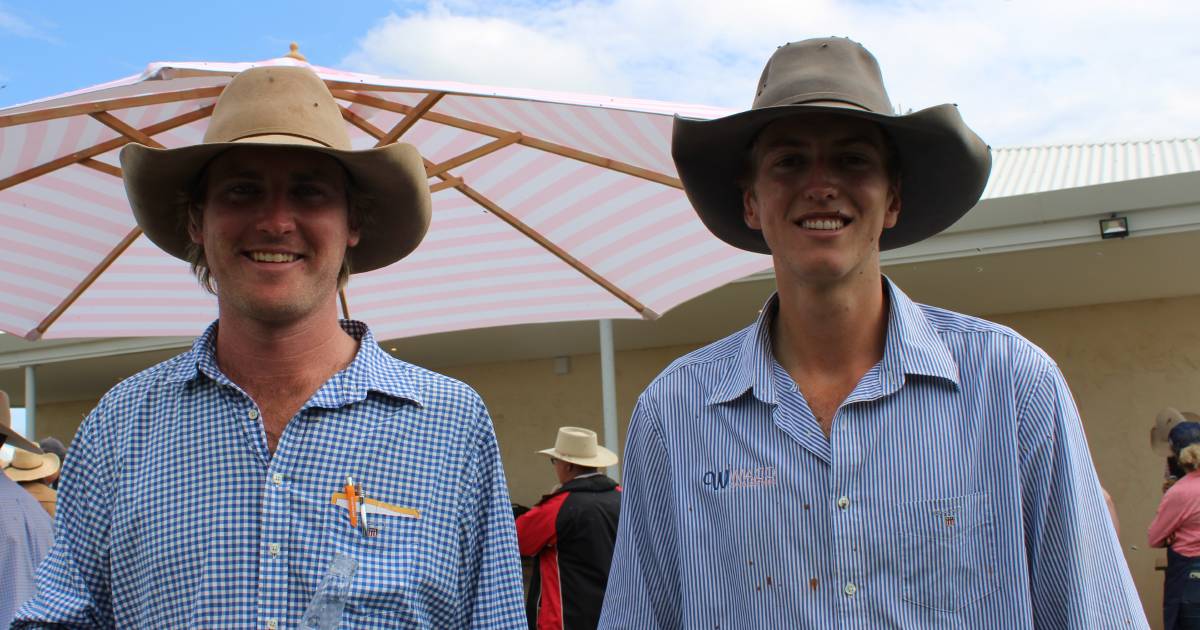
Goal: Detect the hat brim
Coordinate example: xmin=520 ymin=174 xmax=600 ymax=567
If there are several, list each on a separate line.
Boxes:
xmin=538 ymin=446 xmax=619 ymax=469
xmin=4 ymin=452 xmax=58 ymax=482
xmin=0 ymin=425 xmax=42 ymax=453
xmin=1153 ymin=407 xmax=1188 ymax=457
xmin=671 ymin=102 xmax=992 ymax=253
xmin=119 ymin=138 xmax=432 ymax=273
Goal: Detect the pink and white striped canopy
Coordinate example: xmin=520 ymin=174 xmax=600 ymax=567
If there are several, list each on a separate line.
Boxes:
xmin=0 ymin=54 xmax=769 ymax=340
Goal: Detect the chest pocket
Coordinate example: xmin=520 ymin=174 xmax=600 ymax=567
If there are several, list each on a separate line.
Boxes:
xmin=324 ymin=501 xmax=449 ymax=625
xmin=900 ymin=491 xmax=999 ymax=612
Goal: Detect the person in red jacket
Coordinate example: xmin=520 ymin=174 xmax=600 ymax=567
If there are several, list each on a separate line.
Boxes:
xmin=517 ymin=427 xmax=621 ymax=630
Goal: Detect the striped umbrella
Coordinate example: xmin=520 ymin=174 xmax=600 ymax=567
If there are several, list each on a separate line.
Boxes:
xmin=0 ymin=46 xmax=769 ymax=341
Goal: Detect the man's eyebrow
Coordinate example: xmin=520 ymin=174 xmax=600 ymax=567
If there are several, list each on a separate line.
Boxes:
xmin=760 ymin=134 xmax=882 ymax=149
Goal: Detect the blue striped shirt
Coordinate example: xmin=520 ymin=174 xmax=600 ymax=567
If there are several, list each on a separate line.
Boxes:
xmin=600 ymin=280 xmax=1148 ymax=629
xmin=14 ymin=321 xmax=525 ymax=629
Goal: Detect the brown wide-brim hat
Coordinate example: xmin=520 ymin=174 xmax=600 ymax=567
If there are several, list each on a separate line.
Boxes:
xmin=4 ymin=449 xmax=59 ymax=483
xmin=672 ymin=37 xmax=992 ymax=253
xmin=120 ymin=65 xmax=432 ymax=273
xmin=0 ymin=390 xmax=40 ymax=453
xmin=537 ymin=426 xmax=618 ymax=468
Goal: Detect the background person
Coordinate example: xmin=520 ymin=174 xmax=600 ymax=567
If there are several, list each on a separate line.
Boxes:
xmin=36 ymin=437 xmax=67 ymax=491
xmin=1149 ymin=428 xmax=1200 ymax=629
xmin=3 ymin=446 xmax=60 ymax=517
xmin=0 ymin=390 xmax=54 ymax=629
xmin=517 ymin=427 xmax=621 ymax=630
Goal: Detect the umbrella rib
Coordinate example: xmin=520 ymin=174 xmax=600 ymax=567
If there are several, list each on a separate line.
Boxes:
xmin=0 ymin=86 xmax=224 ymax=129
xmin=334 ymin=100 xmax=653 ymax=317
xmin=339 ymin=105 xmax=385 ymax=139
xmin=375 ymin=92 xmax=442 ymax=147
xmin=0 ymin=105 xmax=214 ymax=193
xmin=455 ymin=181 xmax=656 ymax=319
xmin=331 ymin=89 xmax=682 ymax=189
xmin=428 ymin=177 xmax=463 ymax=193
xmin=90 ymin=112 xmax=167 ymax=149
xmin=31 ymin=226 xmax=143 ymax=340
xmin=80 ymin=158 xmax=122 ymax=178
xmin=426 ymin=132 xmax=522 ymax=178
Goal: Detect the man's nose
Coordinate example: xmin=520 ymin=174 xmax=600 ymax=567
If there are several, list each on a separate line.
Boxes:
xmin=802 ymin=158 xmax=839 ymax=201
xmin=256 ymin=193 xmax=296 ymax=234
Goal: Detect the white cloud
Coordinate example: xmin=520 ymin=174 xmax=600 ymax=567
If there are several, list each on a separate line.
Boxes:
xmin=0 ymin=6 xmax=55 ymax=42
xmin=343 ymin=0 xmax=1200 ymax=146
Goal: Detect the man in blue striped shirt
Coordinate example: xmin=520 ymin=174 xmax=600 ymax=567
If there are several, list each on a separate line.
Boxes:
xmin=15 ymin=66 xmax=525 ymax=628
xmin=600 ymin=38 xmax=1148 ymax=628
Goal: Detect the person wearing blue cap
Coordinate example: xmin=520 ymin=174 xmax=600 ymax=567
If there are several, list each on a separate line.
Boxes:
xmin=1150 ymin=417 xmax=1200 ymax=629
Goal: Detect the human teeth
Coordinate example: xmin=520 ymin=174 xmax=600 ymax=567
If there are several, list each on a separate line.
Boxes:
xmin=801 ymin=218 xmax=845 ymax=230
xmin=250 ymin=252 xmax=297 ymax=263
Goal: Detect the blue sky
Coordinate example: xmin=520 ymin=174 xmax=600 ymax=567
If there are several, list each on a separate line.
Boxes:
xmin=1 ymin=406 xmax=26 ymax=460
xmin=1 ymin=1 xmax=1198 ymax=147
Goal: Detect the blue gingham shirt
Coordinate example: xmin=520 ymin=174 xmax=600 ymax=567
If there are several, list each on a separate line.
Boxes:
xmin=1 ymin=473 xmax=54 ymax=629
xmin=15 ymin=320 xmax=525 ymax=629
xmin=600 ymin=280 xmax=1148 ymax=629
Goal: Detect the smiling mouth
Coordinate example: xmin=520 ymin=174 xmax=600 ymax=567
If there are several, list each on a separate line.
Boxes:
xmin=247 ymin=251 xmax=299 ymax=263
xmin=797 ymin=215 xmax=851 ymax=231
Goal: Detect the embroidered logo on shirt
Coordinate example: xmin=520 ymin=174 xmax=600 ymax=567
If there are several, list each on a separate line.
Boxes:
xmin=702 ymin=467 xmax=777 ymax=491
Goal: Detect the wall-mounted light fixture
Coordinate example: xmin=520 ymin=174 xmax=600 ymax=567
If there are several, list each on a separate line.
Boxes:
xmin=1099 ymin=215 xmax=1129 ymax=239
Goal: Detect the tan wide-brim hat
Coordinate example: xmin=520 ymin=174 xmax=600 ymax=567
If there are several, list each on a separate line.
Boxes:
xmin=1151 ymin=407 xmax=1200 ymax=457
xmin=0 ymin=390 xmax=41 ymax=453
xmin=538 ymin=426 xmax=618 ymax=468
xmin=4 ymin=449 xmax=59 ymax=482
xmin=120 ymin=65 xmax=432 ymax=273
xmin=672 ymin=37 xmax=991 ymax=253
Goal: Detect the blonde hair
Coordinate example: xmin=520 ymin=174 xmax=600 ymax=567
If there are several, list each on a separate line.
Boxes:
xmin=1180 ymin=444 xmax=1200 ymax=472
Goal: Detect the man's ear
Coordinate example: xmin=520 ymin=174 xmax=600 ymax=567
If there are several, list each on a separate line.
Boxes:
xmin=743 ymin=187 xmax=762 ymax=230
xmin=882 ymin=179 xmax=901 ymax=229
xmin=187 ymin=210 xmax=204 ymax=245
xmin=346 ymin=226 xmax=361 ymax=249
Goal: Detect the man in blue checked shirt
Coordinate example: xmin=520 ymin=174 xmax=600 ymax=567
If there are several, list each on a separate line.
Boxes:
xmin=599 ymin=38 xmax=1149 ymax=629
xmin=14 ymin=66 xmax=525 ymax=629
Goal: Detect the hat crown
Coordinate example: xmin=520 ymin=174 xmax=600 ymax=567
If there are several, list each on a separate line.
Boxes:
xmin=203 ymin=66 xmax=351 ymax=150
xmin=10 ymin=448 xmax=46 ymax=470
xmin=754 ymin=37 xmax=894 ymax=115
xmin=554 ymin=427 xmax=599 ymax=458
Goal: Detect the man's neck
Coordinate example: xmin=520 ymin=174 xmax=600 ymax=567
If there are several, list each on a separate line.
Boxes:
xmin=212 ymin=301 xmax=359 ymax=393
xmin=770 ymin=268 xmax=890 ymax=432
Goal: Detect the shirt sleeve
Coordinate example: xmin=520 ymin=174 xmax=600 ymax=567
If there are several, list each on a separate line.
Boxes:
xmin=1016 ymin=363 xmax=1150 ymax=629
xmin=1148 ymin=487 xmax=1186 ymax=548
xmin=456 ymin=398 xmax=526 ymax=630
xmin=598 ymin=397 xmax=682 ymax=630
xmin=13 ymin=405 xmax=115 ymax=629
xmin=515 ymin=496 xmax=560 ymax=557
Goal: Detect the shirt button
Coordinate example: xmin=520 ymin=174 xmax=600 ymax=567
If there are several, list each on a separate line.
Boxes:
xmin=265 ymin=619 xmax=278 ymax=630
xmin=271 ymin=473 xmax=284 ymax=486
xmin=837 ymin=496 xmax=850 ymax=509
xmin=268 ymin=543 xmax=281 ymax=558
xmin=844 ymin=582 xmax=858 ymax=597
xmin=248 ymin=408 xmax=260 ymax=420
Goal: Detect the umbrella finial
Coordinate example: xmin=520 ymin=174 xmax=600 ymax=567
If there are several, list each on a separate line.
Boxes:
xmin=286 ymin=42 xmax=307 ymax=62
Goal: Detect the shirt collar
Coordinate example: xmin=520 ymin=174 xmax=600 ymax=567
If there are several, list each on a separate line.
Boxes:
xmin=707 ymin=276 xmax=959 ymax=406
xmin=168 ymin=320 xmax=425 ymax=410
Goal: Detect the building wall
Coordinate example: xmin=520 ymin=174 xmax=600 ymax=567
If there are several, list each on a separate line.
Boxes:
xmin=992 ymin=296 xmax=1200 ymax=629
xmin=26 ymin=294 xmax=1200 ymax=626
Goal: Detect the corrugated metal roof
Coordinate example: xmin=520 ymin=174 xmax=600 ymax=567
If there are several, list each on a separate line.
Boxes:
xmin=984 ymin=138 xmax=1200 ymax=199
